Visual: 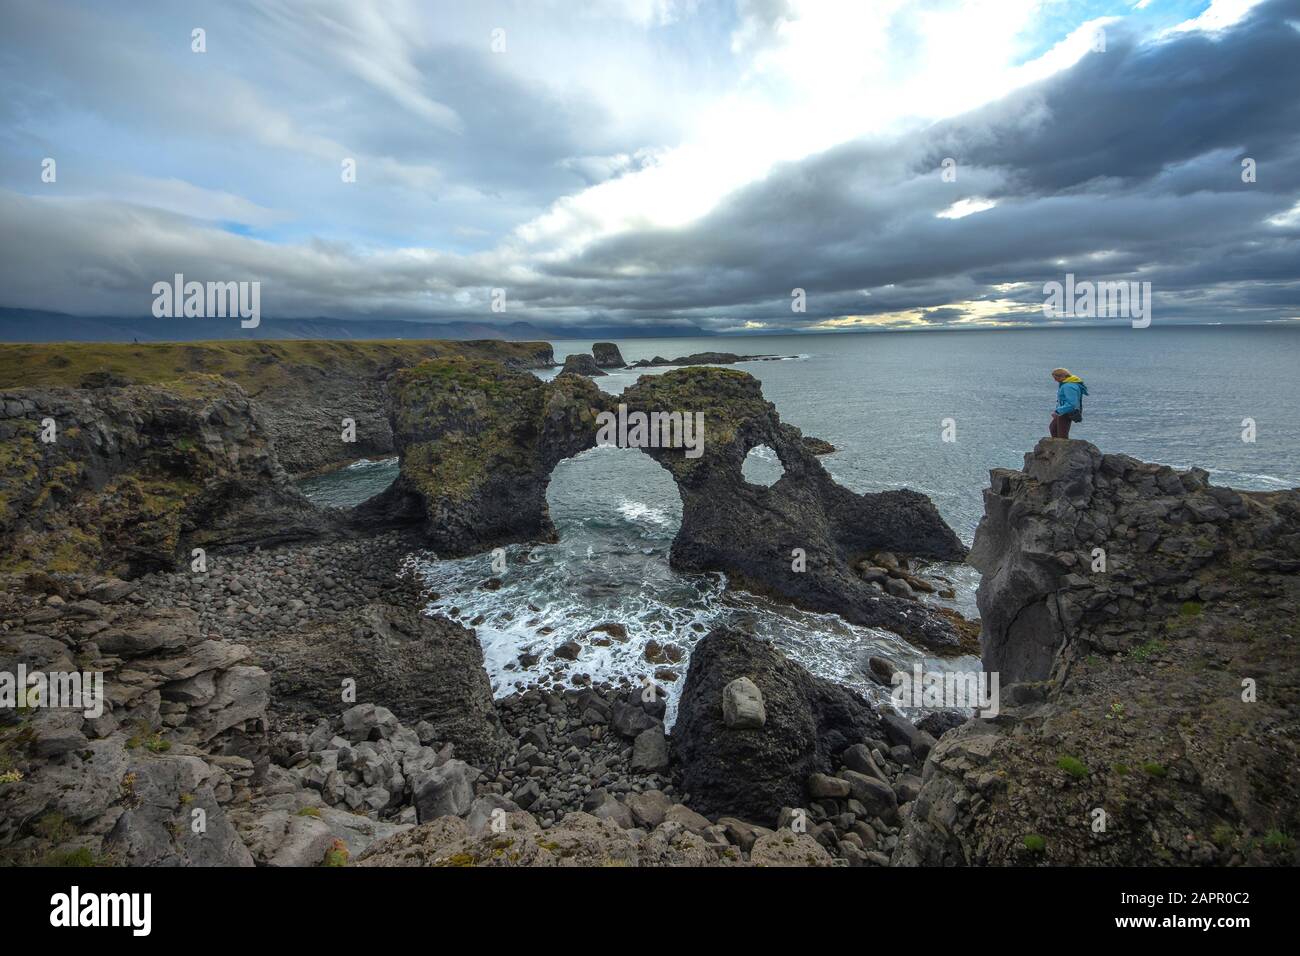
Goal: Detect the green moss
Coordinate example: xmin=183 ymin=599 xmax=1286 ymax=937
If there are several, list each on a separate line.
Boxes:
xmin=1130 ymin=639 xmax=1165 ymax=662
xmin=1056 ymin=755 xmax=1088 ymax=779
xmin=322 ymin=839 xmax=349 ymax=867
xmin=1261 ymin=830 xmax=1295 ymax=853
xmin=33 ymin=812 xmax=77 ymax=844
xmin=1142 ymin=762 xmax=1168 ymax=778
xmin=1023 ymin=834 xmax=1046 ymax=853
xmin=1211 ymin=824 xmax=1237 ymax=848
xmin=296 ymin=806 xmax=322 ymax=817
xmin=1178 ymin=600 xmax=1204 ymax=617
xmin=42 ymin=847 xmax=101 ymax=867
xmin=0 ymin=339 xmax=551 ymax=391
xmin=1113 ymin=763 xmax=1131 ymax=776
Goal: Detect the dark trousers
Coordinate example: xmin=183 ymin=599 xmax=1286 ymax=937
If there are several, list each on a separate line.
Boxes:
xmin=1050 ymin=413 xmax=1072 ymax=439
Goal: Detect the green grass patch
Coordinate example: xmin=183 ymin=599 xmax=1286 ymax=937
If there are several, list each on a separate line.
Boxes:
xmin=1056 ymin=755 xmax=1088 ymax=779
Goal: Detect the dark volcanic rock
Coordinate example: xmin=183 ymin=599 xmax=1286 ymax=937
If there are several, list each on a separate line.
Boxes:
xmin=262 ymin=602 xmax=506 ymax=765
xmin=627 ymin=352 xmax=783 ymax=368
xmin=0 ymin=378 xmax=335 ymax=576
xmin=558 ymin=353 xmax=607 ymax=377
xmin=591 ymin=343 xmax=625 ymax=368
xmin=364 ymin=361 xmax=963 ymax=648
xmin=356 ymin=357 xmax=613 ymax=555
xmin=672 ymin=627 xmax=881 ymax=824
xmin=621 ymin=368 xmax=969 ymax=650
xmin=894 ymin=439 xmax=1300 ymax=867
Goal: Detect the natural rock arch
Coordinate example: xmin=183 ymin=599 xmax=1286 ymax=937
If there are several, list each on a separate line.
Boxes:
xmin=363 ymin=357 xmax=969 ymax=650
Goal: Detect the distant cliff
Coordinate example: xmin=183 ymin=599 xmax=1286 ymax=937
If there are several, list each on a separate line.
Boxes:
xmin=0 ymin=340 xmax=554 ymax=476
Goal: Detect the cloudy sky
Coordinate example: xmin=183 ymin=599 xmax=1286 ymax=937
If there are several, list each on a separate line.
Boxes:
xmin=1 ymin=0 xmax=1298 ymax=333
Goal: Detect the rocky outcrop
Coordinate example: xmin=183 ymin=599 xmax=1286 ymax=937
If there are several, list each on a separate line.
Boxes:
xmin=0 ymin=570 xmax=270 ymax=866
xmin=357 ymin=357 xmax=611 ymax=555
xmin=0 ymin=339 xmax=557 ymax=476
xmin=671 ymin=628 xmax=882 ymax=823
xmin=371 ymin=360 xmax=967 ymax=648
xmin=265 ymin=603 xmax=505 ymax=765
xmin=626 ymin=352 xmax=785 ymax=368
xmin=0 ymin=377 xmax=334 ymax=577
xmin=591 ymin=343 xmax=625 ymax=368
xmin=893 ymin=439 xmax=1300 ymax=866
xmin=558 ymin=353 xmax=607 ymax=377
xmin=621 ymin=369 xmax=969 ymax=650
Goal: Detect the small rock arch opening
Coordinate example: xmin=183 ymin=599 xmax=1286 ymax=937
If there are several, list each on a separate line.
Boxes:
xmin=742 ymin=443 xmax=786 ymax=487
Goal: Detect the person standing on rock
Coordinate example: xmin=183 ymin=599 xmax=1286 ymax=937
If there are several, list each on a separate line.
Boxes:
xmin=1049 ymin=367 xmax=1088 ymax=439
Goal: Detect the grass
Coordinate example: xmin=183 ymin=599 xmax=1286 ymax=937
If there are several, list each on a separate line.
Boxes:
xmin=1178 ymin=600 xmax=1204 ymax=618
xmin=1261 ymin=830 xmax=1295 ymax=853
xmin=0 ymin=339 xmax=552 ymax=391
xmin=1130 ymin=639 xmax=1165 ymax=662
xmin=1142 ymin=762 xmax=1168 ymax=778
xmin=322 ymin=838 xmax=349 ymax=867
xmin=1056 ymin=755 xmax=1088 ymax=779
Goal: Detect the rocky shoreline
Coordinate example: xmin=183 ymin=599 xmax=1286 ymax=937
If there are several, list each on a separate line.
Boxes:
xmin=2 ymin=340 xmax=1296 ymax=867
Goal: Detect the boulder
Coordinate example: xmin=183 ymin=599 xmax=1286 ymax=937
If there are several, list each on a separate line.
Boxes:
xmin=672 ymin=627 xmax=882 ymax=824
xmin=413 ymin=759 xmax=478 ymax=822
xmin=722 ymin=676 xmax=766 ymax=729
xmin=591 ymin=343 xmax=626 ymax=368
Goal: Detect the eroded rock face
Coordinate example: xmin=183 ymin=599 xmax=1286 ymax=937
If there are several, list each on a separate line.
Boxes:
xmin=0 ymin=570 xmax=269 ymax=866
xmin=970 ymin=438 xmax=1266 ymax=685
xmin=372 ymin=361 xmax=966 ymax=648
xmin=558 ymin=353 xmax=607 ymax=377
xmin=0 ymin=378 xmax=333 ymax=577
xmin=357 ymin=357 xmax=611 ymax=556
xmin=591 ymin=343 xmax=625 ymax=368
xmin=671 ymin=627 xmax=881 ymax=824
xmin=259 ymin=602 xmax=506 ymax=766
xmin=621 ymin=368 xmax=969 ymax=650
xmin=894 ymin=440 xmax=1300 ymax=866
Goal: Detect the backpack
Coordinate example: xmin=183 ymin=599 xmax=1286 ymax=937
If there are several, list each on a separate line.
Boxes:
xmin=1070 ymin=392 xmax=1084 ymax=423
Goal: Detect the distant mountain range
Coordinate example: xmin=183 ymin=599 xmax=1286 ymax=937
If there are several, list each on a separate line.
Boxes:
xmin=0 ymin=308 xmax=712 ymax=343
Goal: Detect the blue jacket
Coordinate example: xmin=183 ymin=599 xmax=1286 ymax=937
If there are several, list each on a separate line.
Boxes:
xmin=1055 ymin=376 xmax=1088 ymax=416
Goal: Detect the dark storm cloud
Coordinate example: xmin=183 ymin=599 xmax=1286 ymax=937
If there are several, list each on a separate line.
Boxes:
xmin=536 ymin=0 xmax=1300 ymax=329
xmin=0 ymin=0 xmax=1297 ymax=330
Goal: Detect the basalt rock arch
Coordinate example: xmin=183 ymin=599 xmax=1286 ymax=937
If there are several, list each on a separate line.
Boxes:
xmin=366 ymin=357 xmax=969 ymax=651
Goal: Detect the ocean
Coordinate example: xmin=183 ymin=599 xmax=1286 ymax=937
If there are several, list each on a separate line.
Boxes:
xmin=297 ymin=325 xmax=1300 ymax=720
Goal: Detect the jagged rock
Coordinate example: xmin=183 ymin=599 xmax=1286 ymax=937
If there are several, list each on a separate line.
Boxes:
xmin=672 ymin=627 xmax=881 ymax=824
xmin=412 ymin=759 xmax=478 ymax=823
xmin=630 ymin=726 xmax=670 ymax=772
xmin=104 ymin=754 xmax=254 ymax=866
xmin=591 ymin=343 xmax=625 ymax=368
xmin=624 ymin=790 xmax=673 ymax=829
xmin=558 ymin=353 xmax=608 ymax=377
xmin=895 ymin=440 xmax=1300 ymax=867
xmin=620 ymin=369 xmax=969 ymax=651
xmin=0 ymin=379 xmax=335 ymax=577
xmin=748 ymin=829 xmax=835 ymax=867
xmin=260 ymin=602 xmax=505 ymax=764
xmin=358 ymin=357 xmax=612 ymax=555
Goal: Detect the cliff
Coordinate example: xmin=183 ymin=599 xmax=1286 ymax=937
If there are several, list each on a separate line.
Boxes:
xmin=0 ymin=340 xmax=555 ymax=476
xmin=893 ymin=439 xmax=1300 ymax=866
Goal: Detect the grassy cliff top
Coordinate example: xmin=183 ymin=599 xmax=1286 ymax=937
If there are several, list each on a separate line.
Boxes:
xmin=0 ymin=339 xmax=554 ymax=392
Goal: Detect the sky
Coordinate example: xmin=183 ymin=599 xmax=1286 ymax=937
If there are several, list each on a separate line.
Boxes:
xmin=1 ymin=0 xmax=1298 ymax=334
